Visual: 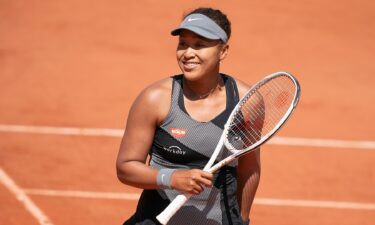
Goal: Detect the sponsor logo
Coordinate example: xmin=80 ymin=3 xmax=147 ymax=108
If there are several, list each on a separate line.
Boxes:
xmin=163 ymin=146 xmax=186 ymax=155
xmin=170 ymin=128 xmax=187 ymax=138
xmin=187 ymin=18 xmax=202 ymax=22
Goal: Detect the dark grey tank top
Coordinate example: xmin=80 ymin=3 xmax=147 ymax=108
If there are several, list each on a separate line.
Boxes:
xmin=125 ymin=74 xmax=246 ymax=225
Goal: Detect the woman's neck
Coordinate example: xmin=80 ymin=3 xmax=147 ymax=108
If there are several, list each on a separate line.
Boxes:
xmin=183 ymin=74 xmax=223 ymax=100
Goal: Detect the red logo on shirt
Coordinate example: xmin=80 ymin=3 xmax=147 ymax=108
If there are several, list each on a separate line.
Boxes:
xmin=170 ymin=128 xmax=187 ymax=138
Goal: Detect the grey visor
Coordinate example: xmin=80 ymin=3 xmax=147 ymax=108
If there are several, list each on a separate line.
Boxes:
xmin=171 ymin=13 xmax=228 ymax=43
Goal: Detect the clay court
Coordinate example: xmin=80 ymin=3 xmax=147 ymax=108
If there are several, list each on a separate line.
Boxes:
xmin=0 ymin=0 xmax=374 ymax=224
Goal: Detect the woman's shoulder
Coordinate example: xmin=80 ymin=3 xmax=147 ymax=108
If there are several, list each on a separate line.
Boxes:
xmin=136 ymin=76 xmax=173 ymax=102
xmin=131 ymin=76 xmax=174 ymax=124
xmin=224 ymin=75 xmax=250 ymax=98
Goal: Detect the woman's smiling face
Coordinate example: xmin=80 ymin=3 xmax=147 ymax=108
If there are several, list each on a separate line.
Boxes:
xmin=176 ymin=30 xmax=228 ymax=81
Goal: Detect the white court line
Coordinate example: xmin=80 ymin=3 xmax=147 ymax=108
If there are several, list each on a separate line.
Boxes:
xmin=0 ymin=168 xmax=54 ymax=225
xmin=0 ymin=124 xmax=123 ymax=137
xmin=254 ymin=198 xmax=375 ymax=210
xmin=269 ymin=137 xmax=375 ymax=150
xmin=24 ymin=188 xmax=141 ymax=200
xmin=24 ymin=188 xmax=375 ymax=211
xmin=0 ymin=124 xmax=375 ymax=149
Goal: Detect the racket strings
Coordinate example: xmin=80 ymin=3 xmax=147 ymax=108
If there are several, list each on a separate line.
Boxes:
xmin=226 ymin=75 xmax=296 ymax=151
xmin=259 ymin=80 xmax=289 ymax=123
xmin=256 ymin=76 xmax=295 ymax=133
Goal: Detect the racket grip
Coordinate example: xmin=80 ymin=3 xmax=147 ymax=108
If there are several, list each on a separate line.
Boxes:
xmin=156 ymin=194 xmax=191 ymax=224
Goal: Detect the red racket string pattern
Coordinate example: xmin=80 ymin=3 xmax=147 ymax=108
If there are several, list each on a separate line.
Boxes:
xmin=225 ymin=75 xmax=297 ymax=152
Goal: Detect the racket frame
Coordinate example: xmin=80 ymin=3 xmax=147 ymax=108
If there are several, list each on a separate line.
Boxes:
xmin=210 ymin=71 xmax=300 ymax=172
xmin=223 ymin=71 xmax=301 ymax=154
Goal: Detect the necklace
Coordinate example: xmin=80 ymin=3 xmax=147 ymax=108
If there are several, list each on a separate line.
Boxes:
xmin=184 ymin=75 xmax=221 ymax=99
xmin=197 ymin=85 xmax=217 ymax=99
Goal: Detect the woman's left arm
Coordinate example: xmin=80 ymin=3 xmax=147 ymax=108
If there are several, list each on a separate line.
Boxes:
xmin=236 ymin=146 xmax=261 ymax=221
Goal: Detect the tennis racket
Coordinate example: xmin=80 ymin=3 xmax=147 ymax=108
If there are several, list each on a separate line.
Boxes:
xmin=156 ymin=71 xmax=301 ymax=224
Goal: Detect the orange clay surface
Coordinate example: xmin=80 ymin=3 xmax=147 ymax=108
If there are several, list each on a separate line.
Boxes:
xmin=0 ymin=1 xmax=374 ymax=225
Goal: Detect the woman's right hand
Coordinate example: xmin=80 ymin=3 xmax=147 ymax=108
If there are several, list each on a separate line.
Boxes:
xmin=170 ymin=169 xmax=213 ymax=195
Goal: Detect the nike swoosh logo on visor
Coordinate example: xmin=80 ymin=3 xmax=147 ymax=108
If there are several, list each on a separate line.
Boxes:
xmin=187 ymin=18 xmax=202 ymax=22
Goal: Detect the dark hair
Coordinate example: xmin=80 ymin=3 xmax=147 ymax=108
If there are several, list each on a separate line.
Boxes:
xmin=185 ymin=7 xmax=232 ymax=41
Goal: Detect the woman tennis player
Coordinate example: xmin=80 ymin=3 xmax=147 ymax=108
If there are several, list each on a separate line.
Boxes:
xmin=116 ymin=7 xmax=260 ymax=225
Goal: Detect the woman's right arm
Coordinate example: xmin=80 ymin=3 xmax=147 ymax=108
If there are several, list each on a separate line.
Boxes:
xmin=116 ymin=83 xmax=164 ymax=190
xmin=116 ymin=79 xmax=213 ymax=193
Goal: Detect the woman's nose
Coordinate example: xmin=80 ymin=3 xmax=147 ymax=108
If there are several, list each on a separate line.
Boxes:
xmin=183 ymin=47 xmax=195 ymax=58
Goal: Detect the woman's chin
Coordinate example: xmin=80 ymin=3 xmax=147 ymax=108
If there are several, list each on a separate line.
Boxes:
xmin=182 ymin=71 xmax=204 ymax=82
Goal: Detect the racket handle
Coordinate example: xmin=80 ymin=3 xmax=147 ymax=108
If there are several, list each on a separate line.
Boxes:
xmin=156 ymin=194 xmax=191 ymax=224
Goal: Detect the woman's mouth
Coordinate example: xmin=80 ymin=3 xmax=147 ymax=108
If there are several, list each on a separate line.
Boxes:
xmin=183 ymin=61 xmax=200 ymax=70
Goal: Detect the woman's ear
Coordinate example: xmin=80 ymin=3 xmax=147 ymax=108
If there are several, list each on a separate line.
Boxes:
xmin=219 ymin=44 xmax=229 ymax=62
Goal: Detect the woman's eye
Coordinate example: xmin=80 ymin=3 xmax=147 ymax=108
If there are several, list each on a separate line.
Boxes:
xmin=195 ymin=43 xmax=205 ymax=48
xmin=178 ymin=42 xmax=187 ymax=47
xmin=177 ymin=41 xmax=208 ymax=50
